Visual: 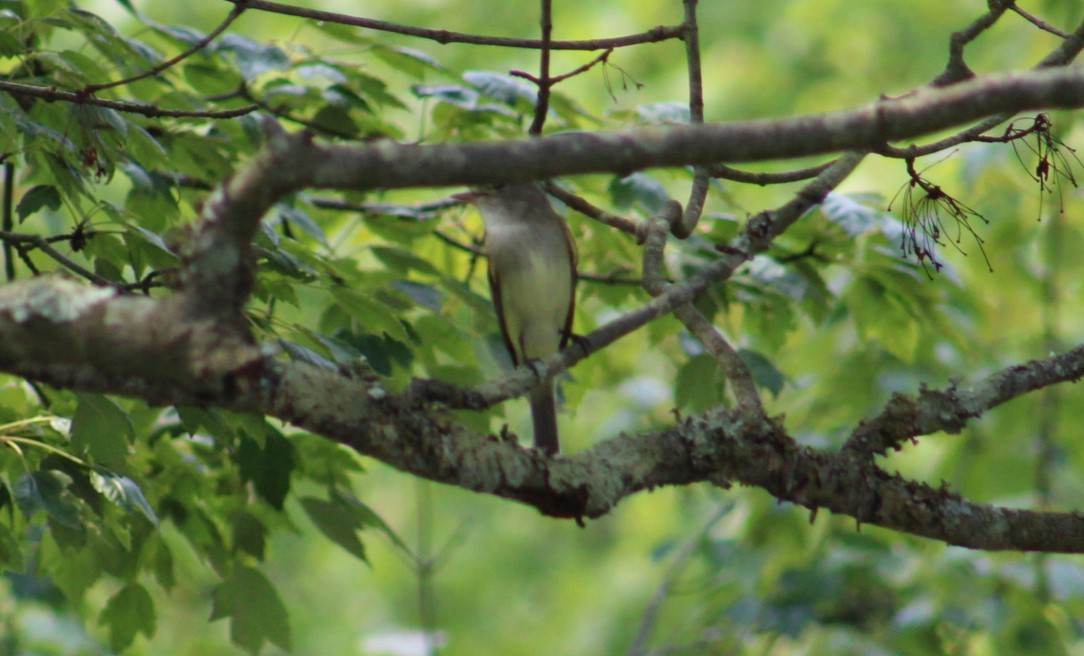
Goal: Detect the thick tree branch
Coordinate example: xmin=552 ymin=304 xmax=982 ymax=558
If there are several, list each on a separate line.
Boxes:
xmin=294 ymin=67 xmax=1084 ymax=191
xmin=844 ymin=345 xmax=1084 ymax=456
xmin=3 ymin=276 xmax=1084 ymax=550
xmin=881 ymin=12 xmax=1084 ymax=159
xmin=3 ymin=58 xmax=1084 ymax=555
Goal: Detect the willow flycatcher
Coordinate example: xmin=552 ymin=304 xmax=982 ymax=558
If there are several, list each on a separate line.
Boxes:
xmin=454 ymin=183 xmax=577 ymax=455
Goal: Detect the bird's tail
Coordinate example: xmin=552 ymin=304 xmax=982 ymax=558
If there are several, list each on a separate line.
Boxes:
xmin=529 ymin=383 xmax=559 ymax=455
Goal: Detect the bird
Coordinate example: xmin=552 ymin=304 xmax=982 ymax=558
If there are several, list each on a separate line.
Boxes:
xmin=453 ymin=183 xmax=577 ymax=455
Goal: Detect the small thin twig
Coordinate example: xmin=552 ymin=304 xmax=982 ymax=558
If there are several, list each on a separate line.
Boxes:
xmin=1010 ymin=4 xmax=1070 ymax=38
xmin=527 ymin=0 xmax=553 ymax=136
xmin=0 ymin=79 xmax=258 ymax=119
xmin=240 ymin=85 xmax=366 ymax=140
xmin=642 ymin=205 xmax=762 ymax=412
xmin=542 ymin=183 xmax=640 ymax=237
xmin=84 ymin=5 xmax=246 ymax=94
xmin=0 ymin=230 xmax=110 ymax=284
xmin=512 ymin=48 xmax=614 ymax=86
xmin=311 ymin=196 xmax=459 ymax=219
xmin=2 ymin=164 xmax=13 ymax=281
xmin=222 ymin=0 xmax=683 ymax=51
xmin=710 ymin=161 xmax=834 ymax=185
xmin=931 ymin=0 xmax=1014 ymax=86
xmin=675 ymin=0 xmax=709 ymax=239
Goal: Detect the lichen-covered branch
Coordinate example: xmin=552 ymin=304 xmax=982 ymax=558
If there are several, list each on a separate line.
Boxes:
xmin=844 ymin=345 xmax=1084 ymax=456
xmin=2 ymin=275 xmax=1083 ymax=550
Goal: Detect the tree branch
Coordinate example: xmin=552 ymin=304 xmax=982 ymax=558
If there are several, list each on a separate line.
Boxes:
xmin=296 ymin=67 xmax=1084 ymax=191
xmin=844 ymin=345 xmax=1084 ymax=456
xmin=222 ymin=0 xmax=684 ymax=50
xmin=3 ymin=275 xmax=1084 ymax=550
xmin=0 ymin=79 xmax=258 ymax=118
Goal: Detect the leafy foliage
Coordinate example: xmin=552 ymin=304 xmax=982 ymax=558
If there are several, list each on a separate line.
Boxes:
xmin=0 ymin=0 xmax=1082 ymax=655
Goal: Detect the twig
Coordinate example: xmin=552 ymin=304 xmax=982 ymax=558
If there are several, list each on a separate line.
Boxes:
xmin=511 ymin=48 xmax=614 ymax=86
xmin=2 ymin=164 xmax=13 ymax=281
xmin=641 ymin=204 xmax=761 ymax=412
xmin=527 ymin=0 xmax=553 ymax=137
xmin=881 ymin=13 xmax=1084 ymax=159
xmin=542 ymin=183 xmax=640 ymax=237
xmin=843 ymin=344 xmax=1084 ymax=456
xmin=311 ymin=196 xmax=458 ymax=218
xmin=84 ymin=5 xmax=246 ymax=94
xmin=931 ymin=0 xmax=1014 ymax=86
xmin=427 ymin=154 xmax=866 ymax=413
xmin=0 ymin=230 xmax=110 ymax=285
xmin=0 ymin=79 xmax=258 ymax=119
xmin=710 ymin=161 xmax=834 ymax=185
xmin=222 ymin=0 xmax=683 ymax=51
xmin=674 ymin=0 xmax=709 ymax=239
xmin=1010 ymin=4 xmax=1070 ymax=38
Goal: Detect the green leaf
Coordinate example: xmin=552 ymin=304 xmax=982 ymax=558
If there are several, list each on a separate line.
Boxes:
xmin=149 ymin=21 xmax=207 ymax=47
xmin=237 ymin=429 xmax=295 ymax=511
xmin=211 ymin=566 xmax=291 ymax=654
xmin=464 ymin=70 xmax=536 ymax=108
xmin=330 ymin=286 xmax=410 ymax=342
xmin=176 ymin=406 xmax=237 ymax=443
xmin=637 ymin=102 xmax=691 ymax=124
xmin=737 ymin=348 xmax=787 ymax=398
xmin=71 ymin=393 xmax=133 ymax=468
xmin=371 ymin=44 xmax=445 ymax=79
xmin=147 ymin=534 xmax=176 ymax=591
xmin=609 ymin=172 xmax=670 ymax=213
xmin=334 ymin=329 xmax=414 ymax=375
xmin=299 ymin=496 xmax=369 ymax=562
xmin=0 ymin=521 xmax=24 ymax=569
xmin=277 ymin=203 xmax=329 ymax=248
xmin=99 ymin=582 xmax=157 ymax=651
xmin=113 ymin=0 xmax=139 ymax=16
xmin=846 ymin=275 xmax=921 ymax=362
xmin=126 ymin=224 xmax=180 ymax=269
xmin=279 ymin=339 xmax=338 ymax=370
xmin=217 ymin=33 xmax=290 ymax=80
xmin=675 ymin=354 xmax=726 ymax=412
xmin=89 ymin=470 xmax=159 ymax=524
xmin=394 ymin=280 xmax=443 ymax=311
xmin=310 ymin=104 xmax=359 ymax=136
xmin=231 ymin=510 xmax=267 ymax=560
xmin=412 ymin=83 xmax=482 ymax=109
xmin=821 ymin=192 xmax=883 ymax=236
xmin=16 ymin=184 xmax=61 ymax=221
xmin=0 ymin=31 xmax=23 ymax=58
xmin=183 ymin=62 xmax=245 ymax=95
xmin=14 ymin=469 xmax=82 ymax=527
xmin=353 ymin=71 xmax=407 ymax=110
xmin=371 ymin=245 xmax=441 ymax=276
